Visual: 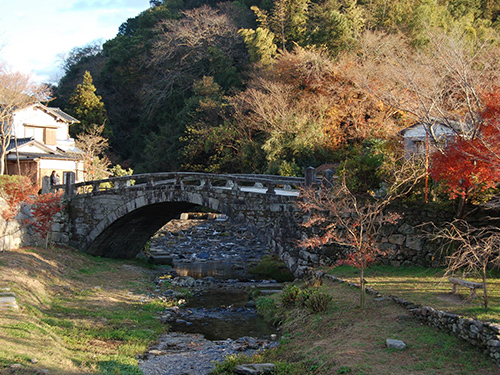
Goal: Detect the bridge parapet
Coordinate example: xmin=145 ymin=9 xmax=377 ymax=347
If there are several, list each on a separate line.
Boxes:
xmin=61 ymin=172 xmax=308 ymax=198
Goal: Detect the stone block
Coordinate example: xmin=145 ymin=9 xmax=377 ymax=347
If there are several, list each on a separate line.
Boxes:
xmin=406 ymin=235 xmax=423 ymax=251
xmin=380 ymin=242 xmax=397 ymax=251
xmin=388 ymin=234 xmax=406 ymax=245
xmin=487 ymin=340 xmax=500 ymax=347
xmin=398 ymin=223 xmax=415 ymax=234
xmin=386 ymin=339 xmax=406 ymax=350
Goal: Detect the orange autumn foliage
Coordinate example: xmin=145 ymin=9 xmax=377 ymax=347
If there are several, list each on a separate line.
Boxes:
xmin=430 ymin=91 xmax=500 ymax=200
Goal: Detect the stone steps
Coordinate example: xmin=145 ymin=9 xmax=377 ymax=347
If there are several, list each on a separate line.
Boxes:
xmin=0 ymin=288 xmax=19 ymax=310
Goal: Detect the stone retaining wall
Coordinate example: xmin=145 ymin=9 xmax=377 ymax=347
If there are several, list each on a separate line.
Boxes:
xmin=324 ymin=274 xmax=500 ymax=365
xmin=314 ymin=202 xmax=500 ymax=269
xmin=0 ymin=199 xmax=36 ymax=250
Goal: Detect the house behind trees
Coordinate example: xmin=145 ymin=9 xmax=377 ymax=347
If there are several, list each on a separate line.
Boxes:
xmin=398 ymin=118 xmax=472 ymax=158
xmin=7 ymin=103 xmax=84 ymax=187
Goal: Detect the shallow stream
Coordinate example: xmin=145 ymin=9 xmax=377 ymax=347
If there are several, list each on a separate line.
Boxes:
xmin=169 ymin=288 xmax=277 ymax=341
xmin=139 ymin=217 xmax=281 ymax=375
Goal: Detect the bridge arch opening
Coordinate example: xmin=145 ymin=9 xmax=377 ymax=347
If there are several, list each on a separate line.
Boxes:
xmin=85 ymin=201 xmax=200 ymax=258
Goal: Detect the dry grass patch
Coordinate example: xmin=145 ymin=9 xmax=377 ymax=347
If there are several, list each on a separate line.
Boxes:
xmin=327 ymin=265 xmax=500 ymax=321
xmin=252 ymin=279 xmax=499 ymax=375
xmin=0 ymin=246 xmax=169 ymax=374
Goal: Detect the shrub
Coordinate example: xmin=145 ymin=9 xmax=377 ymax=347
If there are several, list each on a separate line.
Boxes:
xmin=279 ymin=285 xmax=333 ymax=313
xmin=295 ymin=287 xmax=314 ymax=308
xmin=256 ymin=297 xmax=280 ymax=325
xmin=279 ymin=285 xmax=302 ymax=307
xmin=29 ymin=191 xmax=65 ymax=248
xmin=210 ymin=354 xmax=255 ymax=374
xmin=0 ymin=175 xmax=38 ymax=221
xmin=248 ymin=255 xmax=294 ymax=282
xmin=247 ymin=287 xmax=262 ymax=300
xmin=305 ymin=291 xmax=333 ymax=313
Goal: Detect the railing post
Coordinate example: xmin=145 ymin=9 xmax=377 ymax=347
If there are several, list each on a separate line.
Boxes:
xmin=201 ymin=178 xmax=212 ymax=190
xmin=225 ymin=179 xmax=240 ymax=191
xmin=266 ymin=183 xmax=276 ymax=194
xmin=231 ymin=179 xmax=240 ymax=191
xmin=174 ymin=174 xmax=183 ymax=190
xmin=64 ymin=172 xmax=75 ymax=199
xmin=323 ymin=169 xmax=334 ymax=188
xmin=305 ymin=167 xmax=316 ymax=187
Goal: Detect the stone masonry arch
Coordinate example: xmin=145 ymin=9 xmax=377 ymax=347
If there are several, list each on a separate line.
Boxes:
xmin=52 ymin=172 xmax=311 ymax=275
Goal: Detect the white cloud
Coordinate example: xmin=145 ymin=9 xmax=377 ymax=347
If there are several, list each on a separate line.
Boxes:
xmin=0 ymin=0 xmax=150 ymax=84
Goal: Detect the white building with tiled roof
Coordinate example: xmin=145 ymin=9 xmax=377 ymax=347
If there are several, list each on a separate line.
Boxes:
xmin=7 ymin=103 xmax=84 ymax=186
xmin=398 ymin=118 xmax=473 ymax=158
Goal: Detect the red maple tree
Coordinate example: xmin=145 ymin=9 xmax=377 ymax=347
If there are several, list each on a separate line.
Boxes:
xmin=0 ymin=175 xmax=38 ymax=221
xmin=298 ymin=178 xmax=404 ymax=309
xmin=29 ymin=191 xmax=65 ymax=248
xmin=430 ymin=91 xmax=500 ymax=217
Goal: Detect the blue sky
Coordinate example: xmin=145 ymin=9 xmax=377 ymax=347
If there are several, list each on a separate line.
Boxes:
xmin=0 ymin=0 xmax=151 ymax=84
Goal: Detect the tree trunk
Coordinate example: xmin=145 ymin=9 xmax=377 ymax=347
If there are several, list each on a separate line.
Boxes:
xmin=44 ymin=232 xmax=50 ymax=249
xmin=482 ymin=267 xmax=488 ymax=310
xmin=360 ymin=266 xmax=366 ymax=310
xmin=0 ymin=150 xmax=6 ymax=175
xmin=456 ymin=196 xmax=467 ymax=219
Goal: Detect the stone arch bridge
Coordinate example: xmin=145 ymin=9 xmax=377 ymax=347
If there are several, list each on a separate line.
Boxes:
xmin=52 ymin=170 xmax=321 ymax=276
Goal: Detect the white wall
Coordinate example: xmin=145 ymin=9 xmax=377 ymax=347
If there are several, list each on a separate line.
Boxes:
xmin=12 ymin=105 xmax=69 ymax=145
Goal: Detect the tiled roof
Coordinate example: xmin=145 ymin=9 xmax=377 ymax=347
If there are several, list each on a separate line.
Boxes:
xmin=43 ymin=107 xmax=80 ymax=123
xmin=8 ymin=151 xmax=82 ymax=160
xmin=6 ymin=137 xmax=35 ymax=151
xmin=399 ymin=117 xmax=474 ymax=137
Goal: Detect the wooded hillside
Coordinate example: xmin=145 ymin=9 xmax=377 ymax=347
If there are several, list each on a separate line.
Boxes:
xmin=52 ymin=0 xmax=500 ymax=178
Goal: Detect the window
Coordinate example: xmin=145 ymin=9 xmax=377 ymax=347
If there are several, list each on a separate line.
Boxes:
xmin=24 ymin=126 xmax=44 ymax=142
xmin=44 ymin=128 xmax=57 ymax=145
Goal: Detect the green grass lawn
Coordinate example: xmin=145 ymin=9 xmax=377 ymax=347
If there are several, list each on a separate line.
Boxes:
xmin=0 ymin=246 xmax=173 ymax=374
xmin=326 ymin=265 xmax=500 ymax=322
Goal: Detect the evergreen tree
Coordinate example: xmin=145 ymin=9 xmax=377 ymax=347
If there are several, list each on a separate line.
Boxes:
xmin=67 ymin=71 xmax=109 ymax=137
xmin=238 ymin=26 xmax=277 ymax=64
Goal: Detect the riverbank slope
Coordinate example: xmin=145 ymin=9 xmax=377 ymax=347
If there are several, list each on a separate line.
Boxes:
xmin=0 ymin=246 xmax=169 ymax=374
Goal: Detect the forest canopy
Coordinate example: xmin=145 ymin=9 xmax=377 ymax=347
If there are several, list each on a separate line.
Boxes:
xmin=52 ymin=0 xmax=500 ymax=182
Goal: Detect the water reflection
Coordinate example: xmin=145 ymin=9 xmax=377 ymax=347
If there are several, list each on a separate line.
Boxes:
xmin=175 ymin=261 xmax=248 ymax=280
xmin=170 ymin=262 xmax=278 ymax=340
xmin=169 ymin=289 xmax=277 ymax=341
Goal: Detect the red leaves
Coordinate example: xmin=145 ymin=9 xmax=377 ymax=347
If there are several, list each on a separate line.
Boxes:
xmin=430 ymin=90 xmax=500 ymax=200
xmin=0 ymin=176 xmax=38 ymax=221
xmin=0 ymin=175 xmax=65 ymax=248
xmin=336 ymin=253 xmax=375 ymax=269
xmin=29 ymin=191 xmax=65 ymax=247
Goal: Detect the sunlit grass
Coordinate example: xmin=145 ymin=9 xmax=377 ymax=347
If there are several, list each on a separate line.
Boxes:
xmin=0 ymin=246 xmax=172 ymax=374
xmin=327 ymin=265 xmax=500 ymax=321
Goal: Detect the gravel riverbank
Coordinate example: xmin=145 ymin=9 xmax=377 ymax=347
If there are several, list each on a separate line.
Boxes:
xmin=139 ymin=333 xmax=278 ymax=375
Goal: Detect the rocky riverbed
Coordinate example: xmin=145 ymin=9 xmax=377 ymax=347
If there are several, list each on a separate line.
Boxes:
xmin=139 ymin=333 xmax=278 ymax=375
xmin=138 ymin=215 xmax=281 ymax=375
xmin=146 ymin=215 xmax=269 ymax=278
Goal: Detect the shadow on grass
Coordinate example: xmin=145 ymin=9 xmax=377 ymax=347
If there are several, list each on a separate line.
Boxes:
xmin=327 ymin=265 xmax=500 ymax=321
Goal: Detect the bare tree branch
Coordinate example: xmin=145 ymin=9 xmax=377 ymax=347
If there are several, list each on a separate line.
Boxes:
xmin=0 ymin=63 xmax=51 ymax=174
xmin=430 ymin=219 xmax=500 ymax=309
